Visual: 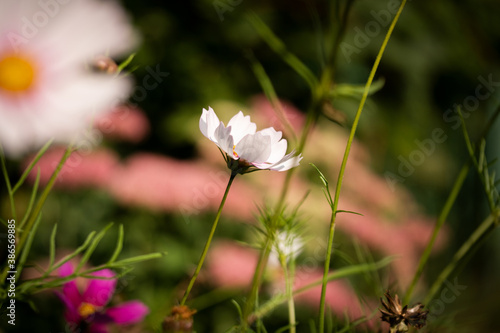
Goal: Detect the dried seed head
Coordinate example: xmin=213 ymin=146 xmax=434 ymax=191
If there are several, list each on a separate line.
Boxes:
xmin=380 ymin=291 xmax=428 ymax=332
xmin=163 ymin=305 xmax=197 ymax=333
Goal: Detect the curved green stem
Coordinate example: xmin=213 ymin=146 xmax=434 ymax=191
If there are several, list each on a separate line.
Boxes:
xmin=318 ymin=1 xmax=407 ymax=332
xmin=180 ymin=173 xmax=236 ymax=305
xmin=424 ymin=212 xmax=498 ymax=304
xmin=1 ymin=145 xmax=73 ymax=287
xmin=403 ymin=163 xmax=469 ymax=304
xmin=283 ymin=255 xmax=296 ymax=333
xmin=405 ymin=106 xmax=500 ymax=304
xmin=0 ymin=145 xmax=16 ymax=220
xmin=243 ymin=234 xmax=273 ymax=326
xmin=242 ymin=87 xmax=321 ymax=328
xmin=249 ymin=257 xmax=393 ymax=322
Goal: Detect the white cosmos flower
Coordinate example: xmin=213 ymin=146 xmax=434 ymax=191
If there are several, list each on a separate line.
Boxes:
xmin=269 ymin=231 xmax=304 ymax=267
xmin=0 ymin=0 xmax=139 ymax=157
xmin=199 ymin=107 xmax=302 ymax=173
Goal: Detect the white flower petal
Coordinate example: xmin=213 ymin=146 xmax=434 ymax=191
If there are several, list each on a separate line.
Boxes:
xmin=199 ymin=108 xmax=301 ymax=172
xmin=35 ymin=0 xmax=139 ymax=70
xmin=253 ymin=127 xmax=286 ymax=164
xmin=214 ymin=122 xmax=233 ymax=156
xmin=199 ymin=107 xmax=220 ymax=142
xmin=0 ymin=0 xmax=138 ymax=157
xmin=235 ymin=132 xmax=271 ymax=163
xmin=0 ymin=73 xmax=131 ymax=157
xmin=266 ymin=139 xmax=288 ymax=164
xmin=268 ymin=151 xmax=303 ymax=171
xmin=259 ymin=127 xmax=283 ymax=144
xmin=227 ymin=111 xmax=256 ymax=144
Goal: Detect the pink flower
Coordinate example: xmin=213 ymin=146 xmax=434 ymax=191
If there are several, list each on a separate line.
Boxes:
xmin=57 ymin=262 xmax=148 ymax=333
xmin=25 ymin=147 xmax=119 ymax=189
xmin=107 ymin=153 xmax=258 ymax=218
xmin=95 ymin=105 xmax=150 ymax=143
xmin=206 ymin=241 xmax=258 ymax=288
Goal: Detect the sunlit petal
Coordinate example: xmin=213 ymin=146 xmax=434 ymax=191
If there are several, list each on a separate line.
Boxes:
xmin=199 ymin=107 xmax=221 ymax=142
xmin=227 ymin=111 xmax=257 ymax=144
xmin=199 ymin=107 xmax=301 ymax=173
xmin=235 ymin=132 xmax=272 ymax=163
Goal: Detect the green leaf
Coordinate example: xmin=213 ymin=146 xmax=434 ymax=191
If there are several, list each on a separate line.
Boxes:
xmin=107 ymin=224 xmax=124 ymax=264
xmin=19 ymin=168 xmax=41 ymax=230
xmin=0 ymin=142 xmax=13 ymax=194
xmin=246 ymin=51 xmax=297 ymax=142
xmin=275 ymin=324 xmax=295 ymax=333
xmin=12 ymin=139 xmax=53 ymax=194
xmin=231 ymin=299 xmax=243 ymax=322
xmin=0 ymin=142 xmax=15 ymax=219
xmin=252 ymin=257 xmax=393 ymax=320
xmin=107 ymin=252 xmax=166 ymax=267
xmin=116 ymin=53 xmax=136 ymax=74
xmin=310 ymin=163 xmax=334 ymax=209
xmin=48 ymin=224 xmax=58 ymax=270
xmin=310 ymin=163 xmax=329 ymax=188
xmin=335 ymin=210 xmax=364 ymax=217
xmin=77 ymin=223 xmax=114 ymax=272
xmin=246 ymin=12 xmax=318 ymax=92
xmin=16 ymin=213 xmax=43 ymax=279
xmin=46 ymin=231 xmax=96 ymax=277
xmin=330 ymin=78 xmax=385 ymax=99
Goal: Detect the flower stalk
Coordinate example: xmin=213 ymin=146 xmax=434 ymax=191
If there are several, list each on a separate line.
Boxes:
xmin=403 ymin=162 xmax=469 ymax=305
xmin=284 ymin=251 xmax=297 ymax=333
xmin=0 ymin=145 xmax=74 ymax=286
xmin=424 ymin=211 xmax=499 ymax=304
xmin=180 ymin=172 xmax=236 ymax=305
xmin=318 ymin=1 xmax=407 ymax=332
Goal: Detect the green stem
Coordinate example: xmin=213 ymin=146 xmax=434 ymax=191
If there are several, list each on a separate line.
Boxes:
xmin=318 ymin=1 xmax=407 ymax=332
xmin=424 ymin=212 xmax=498 ymax=304
xmin=242 ymin=108 xmax=321 ymax=326
xmin=283 ymin=255 xmax=296 ymax=333
xmin=242 ymin=96 xmax=320 ymax=326
xmin=403 ymin=162 xmax=470 ymax=304
xmin=0 ymin=146 xmax=16 ymax=220
xmin=243 ymin=234 xmax=273 ymax=325
xmin=180 ymin=173 xmax=236 ymax=305
xmin=1 ymin=145 xmax=73 ymax=285
xmin=249 ymin=257 xmax=393 ymax=322
xmin=405 ymin=106 xmax=500 ymax=304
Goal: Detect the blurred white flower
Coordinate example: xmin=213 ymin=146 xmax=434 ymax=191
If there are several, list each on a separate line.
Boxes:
xmin=0 ymin=0 xmax=139 ymax=157
xmin=269 ymin=231 xmax=304 ymax=267
xmin=199 ymin=107 xmax=302 ymax=173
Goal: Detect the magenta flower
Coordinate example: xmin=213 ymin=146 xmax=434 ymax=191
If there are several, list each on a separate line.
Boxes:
xmin=57 ymin=262 xmax=149 ymax=333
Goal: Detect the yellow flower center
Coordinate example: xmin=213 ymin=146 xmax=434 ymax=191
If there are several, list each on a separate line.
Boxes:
xmin=78 ymin=302 xmax=97 ymax=319
xmin=232 ymin=145 xmax=239 ymax=159
xmin=0 ymin=55 xmax=36 ymax=92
